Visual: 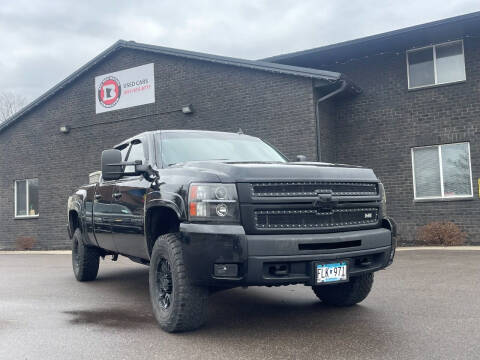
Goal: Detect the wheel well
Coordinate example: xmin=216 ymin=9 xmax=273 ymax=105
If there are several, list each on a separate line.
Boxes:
xmin=69 ymin=210 xmax=80 ymax=238
xmin=146 ymin=206 xmax=180 ymax=256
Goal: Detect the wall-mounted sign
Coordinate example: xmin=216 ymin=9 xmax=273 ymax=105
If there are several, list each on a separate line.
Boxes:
xmin=95 ymin=63 xmax=155 ymax=114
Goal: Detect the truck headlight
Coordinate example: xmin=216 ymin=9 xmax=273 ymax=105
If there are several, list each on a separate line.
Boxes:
xmin=188 ymin=183 xmax=239 ymax=222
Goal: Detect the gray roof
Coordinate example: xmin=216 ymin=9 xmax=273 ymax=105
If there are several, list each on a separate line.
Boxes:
xmin=0 ymin=40 xmax=343 ymax=134
xmin=263 ymin=11 xmax=480 ymax=63
xmin=126 ymin=41 xmax=341 ymax=80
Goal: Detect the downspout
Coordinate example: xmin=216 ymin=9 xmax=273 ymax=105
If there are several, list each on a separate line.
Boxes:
xmin=315 ymin=79 xmax=347 ymax=161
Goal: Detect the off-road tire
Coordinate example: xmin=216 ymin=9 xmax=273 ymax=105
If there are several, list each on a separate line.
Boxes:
xmin=72 ymin=228 xmax=100 ymax=282
xmin=149 ymin=233 xmax=209 ymax=332
xmin=312 ymin=273 xmax=374 ymax=306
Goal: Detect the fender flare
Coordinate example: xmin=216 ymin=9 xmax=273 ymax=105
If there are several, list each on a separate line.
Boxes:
xmin=145 ymin=199 xmax=183 ymax=219
xmin=67 ymin=191 xmax=88 ymax=244
xmin=145 ymin=188 xmax=186 ymax=220
xmin=144 ymin=199 xmax=184 ymax=257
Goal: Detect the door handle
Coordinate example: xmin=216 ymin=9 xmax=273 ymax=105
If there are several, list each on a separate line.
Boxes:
xmin=112 ymin=192 xmax=122 ymax=200
xmin=95 ymin=194 xmax=102 ymax=200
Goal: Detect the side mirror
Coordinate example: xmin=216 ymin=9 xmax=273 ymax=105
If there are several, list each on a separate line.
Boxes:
xmin=296 ymin=155 xmax=307 ymax=162
xmin=101 ymin=149 xmax=123 ymax=181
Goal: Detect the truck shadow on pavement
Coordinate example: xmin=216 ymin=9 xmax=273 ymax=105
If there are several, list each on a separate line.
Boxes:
xmin=64 ymin=308 xmax=155 ymax=329
xmin=63 ymin=264 xmax=389 ymax=343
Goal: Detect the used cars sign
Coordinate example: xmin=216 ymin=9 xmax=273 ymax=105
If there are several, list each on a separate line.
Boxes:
xmin=95 ymin=63 xmax=155 ymax=114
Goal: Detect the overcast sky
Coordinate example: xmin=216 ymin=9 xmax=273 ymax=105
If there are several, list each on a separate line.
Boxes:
xmin=1 ymin=0 xmax=479 ymax=101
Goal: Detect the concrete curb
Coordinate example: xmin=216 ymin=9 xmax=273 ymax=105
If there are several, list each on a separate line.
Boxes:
xmin=397 ymin=246 xmax=480 ymax=251
xmin=0 ymin=250 xmax=72 ymax=255
xmin=1 ymin=247 xmax=479 ymax=254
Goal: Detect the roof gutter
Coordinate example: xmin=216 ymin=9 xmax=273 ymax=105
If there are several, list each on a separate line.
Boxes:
xmin=263 ymin=11 xmax=480 ymax=63
xmin=315 ymin=79 xmax=347 ymax=161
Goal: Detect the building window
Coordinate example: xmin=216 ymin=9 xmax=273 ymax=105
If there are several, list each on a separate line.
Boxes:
xmin=15 ymin=179 xmax=39 ymax=217
xmin=407 ymin=40 xmax=466 ymax=89
xmin=411 ymin=143 xmax=472 ymax=200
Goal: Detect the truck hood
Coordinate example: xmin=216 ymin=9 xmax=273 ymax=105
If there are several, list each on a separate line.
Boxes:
xmin=173 ymin=161 xmax=379 ymax=183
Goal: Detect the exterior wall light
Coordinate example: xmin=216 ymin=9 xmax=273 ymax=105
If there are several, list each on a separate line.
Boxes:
xmin=60 ymin=125 xmax=70 ymax=134
xmin=182 ymin=105 xmax=193 ymax=114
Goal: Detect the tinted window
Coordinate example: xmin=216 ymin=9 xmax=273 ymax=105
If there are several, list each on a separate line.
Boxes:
xmin=125 ymin=141 xmax=145 ymax=172
xmin=160 ymin=132 xmax=287 ymax=166
xmin=120 ymin=145 xmax=130 ymax=161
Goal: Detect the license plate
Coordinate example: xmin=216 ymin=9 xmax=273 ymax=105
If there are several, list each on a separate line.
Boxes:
xmin=316 ymin=261 xmax=348 ymax=284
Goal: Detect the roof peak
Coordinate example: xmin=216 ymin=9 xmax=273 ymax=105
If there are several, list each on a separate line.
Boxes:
xmin=0 ymin=40 xmax=343 ymax=134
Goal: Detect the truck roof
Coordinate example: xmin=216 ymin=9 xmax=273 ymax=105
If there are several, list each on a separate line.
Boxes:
xmin=115 ymin=129 xmax=256 ymax=148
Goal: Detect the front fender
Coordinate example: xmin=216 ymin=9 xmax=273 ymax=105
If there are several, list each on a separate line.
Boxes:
xmin=146 ymin=189 xmax=186 ymax=220
xmin=382 ymin=217 xmax=397 ymax=237
xmin=67 ymin=189 xmax=87 ymax=239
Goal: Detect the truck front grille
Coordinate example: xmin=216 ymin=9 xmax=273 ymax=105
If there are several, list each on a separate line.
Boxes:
xmin=251 ymin=182 xmax=378 ymax=198
xmin=254 ymin=207 xmax=379 ymax=230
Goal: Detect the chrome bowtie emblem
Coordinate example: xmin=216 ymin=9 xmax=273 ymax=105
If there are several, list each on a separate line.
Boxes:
xmin=313 ymin=189 xmax=336 ymax=210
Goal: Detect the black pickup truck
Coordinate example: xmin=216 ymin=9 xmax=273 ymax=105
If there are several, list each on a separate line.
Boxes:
xmin=67 ymin=130 xmax=396 ymax=332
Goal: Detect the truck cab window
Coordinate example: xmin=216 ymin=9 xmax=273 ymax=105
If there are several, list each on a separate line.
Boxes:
xmin=125 ymin=140 xmax=145 ymax=173
xmin=119 ymin=145 xmax=130 ymax=162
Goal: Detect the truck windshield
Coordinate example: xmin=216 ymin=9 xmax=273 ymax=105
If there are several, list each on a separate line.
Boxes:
xmin=160 ymin=132 xmax=288 ymax=166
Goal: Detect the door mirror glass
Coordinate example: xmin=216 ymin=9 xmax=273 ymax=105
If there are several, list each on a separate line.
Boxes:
xmin=101 ymin=149 xmax=123 ymax=181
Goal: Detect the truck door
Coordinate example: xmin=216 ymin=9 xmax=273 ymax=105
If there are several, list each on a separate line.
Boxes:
xmin=93 ymin=180 xmax=117 ymax=252
xmin=111 ymin=139 xmax=149 ymax=259
xmin=84 ymin=184 xmax=99 ymax=247
xmin=92 ymin=142 xmax=131 ymax=252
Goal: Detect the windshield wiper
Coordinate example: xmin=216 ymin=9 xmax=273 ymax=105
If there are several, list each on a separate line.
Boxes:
xmin=168 ymin=159 xmax=229 ymax=167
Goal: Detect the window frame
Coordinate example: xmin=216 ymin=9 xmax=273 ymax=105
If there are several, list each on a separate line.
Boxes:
xmin=406 ymin=40 xmax=466 ymax=90
xmin=14 ymin=178 xmax=39 ymax=219
xmin=411 ymin=142 xmax=473 ymax=201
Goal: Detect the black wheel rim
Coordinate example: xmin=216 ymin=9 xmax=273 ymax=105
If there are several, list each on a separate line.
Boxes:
xmin=155 ymin=258 xmax=173 ymax=310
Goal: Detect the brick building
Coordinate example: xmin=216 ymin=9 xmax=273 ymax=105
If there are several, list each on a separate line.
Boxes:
xmin=1 ymin=12 xmax=479 ymax=249
xmin=265 ymin=11 xmax=480 ymax=244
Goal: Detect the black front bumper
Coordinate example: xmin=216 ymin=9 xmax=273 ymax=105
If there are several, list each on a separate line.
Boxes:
xmin=179 ymin=222 xmax=396 ymax=288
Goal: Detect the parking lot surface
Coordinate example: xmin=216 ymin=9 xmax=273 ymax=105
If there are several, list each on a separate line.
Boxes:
xmin=1 ymin=250 xmax=479 ymax=360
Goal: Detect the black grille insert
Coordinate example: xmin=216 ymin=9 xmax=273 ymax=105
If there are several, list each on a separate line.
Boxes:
xmin=251 ymin=182 xmax=378 ymax=198
xmin=299 ymin=240 xmax=361 ymax=250
xmin=254 ymin=208 xmax=379 ymax=230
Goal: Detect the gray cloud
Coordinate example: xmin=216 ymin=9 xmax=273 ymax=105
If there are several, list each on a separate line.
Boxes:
xmin=1 ymin=0 xmax=479 ymax=100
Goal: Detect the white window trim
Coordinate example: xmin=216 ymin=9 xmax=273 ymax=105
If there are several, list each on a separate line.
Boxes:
xmin=406 ymin=40 xmax=466 ymax=90
xmin=411 ymin=142 xmax=473 ymax=201
xmin=14 ymin=179 xmax=39 ymax=219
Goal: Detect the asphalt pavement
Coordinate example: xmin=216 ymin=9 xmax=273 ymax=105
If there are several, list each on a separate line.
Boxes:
xmin=1 ymin=250 xmax=479 ymax=360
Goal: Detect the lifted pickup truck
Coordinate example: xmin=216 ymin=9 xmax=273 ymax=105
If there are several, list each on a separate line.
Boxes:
xmin=67 ymin=130 xmax=396 ymax=332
